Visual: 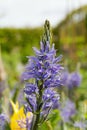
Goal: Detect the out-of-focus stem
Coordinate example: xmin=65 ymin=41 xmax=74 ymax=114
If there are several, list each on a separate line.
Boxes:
xmin=60 ymin=120 xmax=64 ymax=130
xmin=46 ymin=121 xmax=53 ymax=130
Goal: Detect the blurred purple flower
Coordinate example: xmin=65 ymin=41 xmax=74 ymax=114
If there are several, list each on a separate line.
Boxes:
xmin=70 ymin=72 xmax=82 ymax=87
xmin=0 ymin=113 xmax=7 ymax=127
xmin=61 ymin=71 xmax=81 ymax=88
xmin=74 ymin=121 xmax=87 ymax=129
xmin=60 ymin=99 xmax=76 ymax=122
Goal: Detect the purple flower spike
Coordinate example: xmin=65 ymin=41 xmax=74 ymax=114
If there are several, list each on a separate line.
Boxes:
xmin=22 ymin=20 xmax=63 ymax=130
xmin=60 ymin=99 xmax=76 ymax=122
xmin=70 ymin=72 xmax=82 ymax=88
xmin=0 ymin=113 xmax=7 ymax=127
xmin=74 ymin=121 xmax=87 ymax=129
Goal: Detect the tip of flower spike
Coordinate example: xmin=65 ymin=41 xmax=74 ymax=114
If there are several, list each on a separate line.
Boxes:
xmin=44 ymin=20 xmax=50 ymax=31
xmin=42 ymin=20 xmax=52 ymax=44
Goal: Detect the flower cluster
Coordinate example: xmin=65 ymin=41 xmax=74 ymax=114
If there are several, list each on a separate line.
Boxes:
xmin=22 ymin=20 xmax=63 ymax=130
xmin=60 ymin=99 xmax=76 ymax=122
xmin=74 ymin=121 xmax=87 ymax=129
xmin=0 ymin=113 xmax=7 ymax=129
xmin=61 ymin=70 xmax=81 ymax=89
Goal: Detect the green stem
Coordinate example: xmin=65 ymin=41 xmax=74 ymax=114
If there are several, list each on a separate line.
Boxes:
xmin=32 ymin=84 xmax=43 ymax=130
xmin=60 ymin=120 xmax=64 ymax=130
xmin=32 ymin=113 xmax=40 ymax=130
xmin=46 ymin=121 xmax=53 ymax=130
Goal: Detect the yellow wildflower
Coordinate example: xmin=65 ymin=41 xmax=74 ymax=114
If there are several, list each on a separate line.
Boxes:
xmin=10 ymin=100 xmax=33 ymax=130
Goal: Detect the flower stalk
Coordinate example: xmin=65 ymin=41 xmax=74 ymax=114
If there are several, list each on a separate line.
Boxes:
xmin=32 ymin=21 xmax=51 ymax=130
xmin=32 ymin=83 xmax=43 ymax=130
xmin=22 ymin=20 xmax=63 ymax=130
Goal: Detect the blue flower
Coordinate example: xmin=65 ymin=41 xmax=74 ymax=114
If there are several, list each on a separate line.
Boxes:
xmin=42 ymin=88 xmax=60 ymax=110
xmin=22 ymin=20 xmax=63 ymax=130
xmin=61 ymin=70 xmax=81 ymax=88
xmin=74 ymin=121 xmax=87 ymax=129
xmin=25 ymin=94 xmax=37 ymax=113
xmin=24 ymin=83 xmax=38 ymax=95
xmin=70 ymin=72 xmax=81 ymax=87
xmin=22 ymin=39 xmax=63 ymax=112
xmin=60 ymin=99 xmax=76 ymax=122
xmin=0 ymin=113 xmax=7 ymax=128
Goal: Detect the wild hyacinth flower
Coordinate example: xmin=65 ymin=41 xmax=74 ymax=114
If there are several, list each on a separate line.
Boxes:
xmin=61 ymin=70 xmax=82 ymax=100
xmin=0 ymin=113 xmax=6 ymax=124
xmin=60 ymin=99 xmax=76 ymax=123
xmin=61 ymin=70 xmax=81 ymax=89
xmin=74 ymin=121 xmax=87 ymax=129
xmin=22 ymin=20 xmax=63 ymax=130
xmin=0 ymin=113 xmax=7 ymax=129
